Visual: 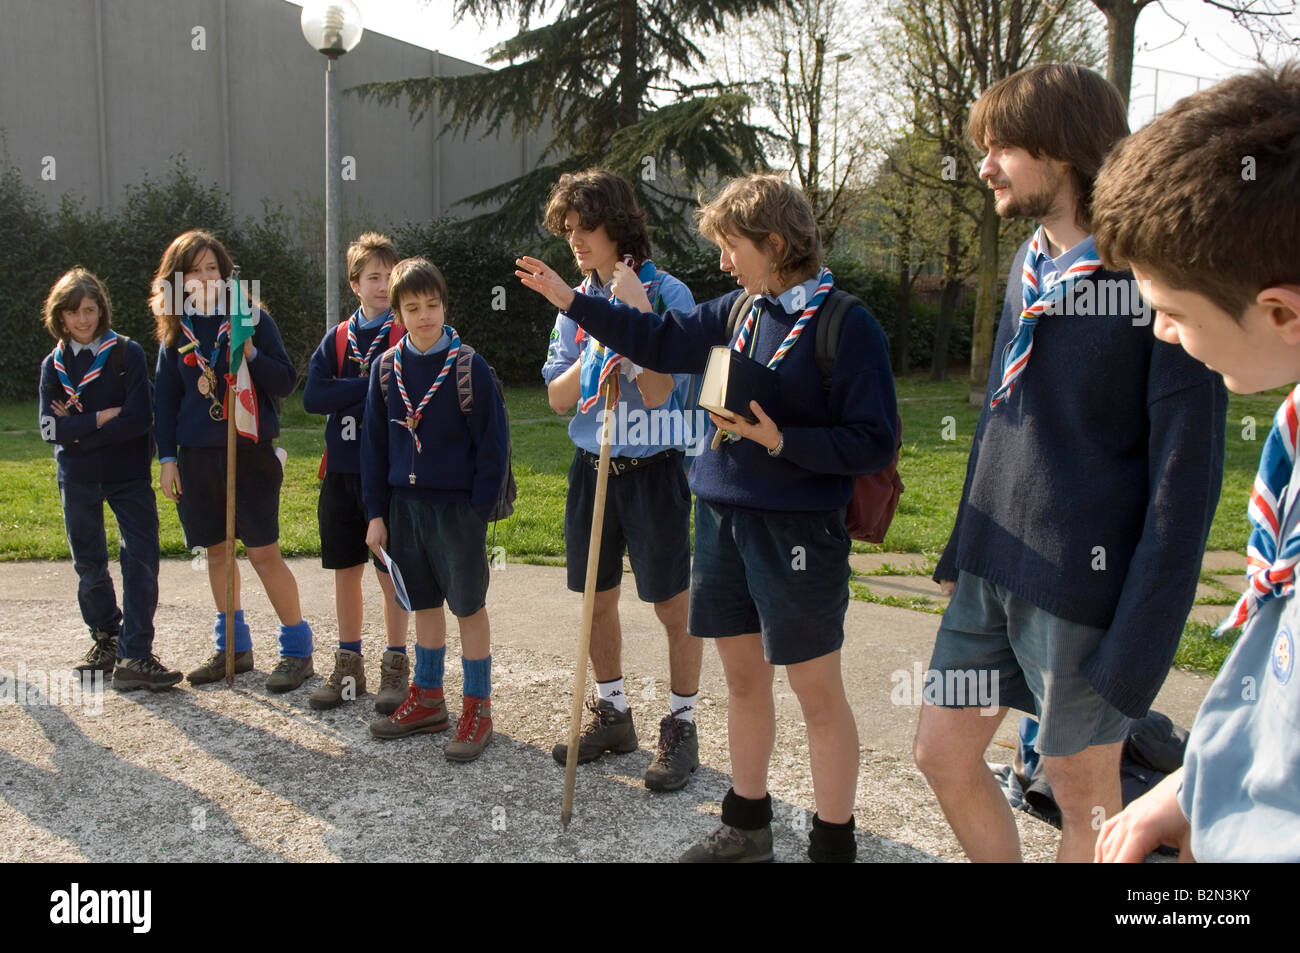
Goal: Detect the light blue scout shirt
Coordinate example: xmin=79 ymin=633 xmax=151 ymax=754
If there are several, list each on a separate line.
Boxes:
xmin=69 ymin=336 xmax=103 ymax=356
xmin=541 ymin=265 xmax=696 ymax=458
xmin=1035 ymin=236 xmax=1093 ymax=290
xmin=1178 ymin=462 xmax=1300 ymax=861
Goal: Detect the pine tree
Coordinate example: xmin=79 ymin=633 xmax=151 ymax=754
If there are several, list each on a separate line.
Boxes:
xmin=352 ymin=0 xmax=778 ymax=253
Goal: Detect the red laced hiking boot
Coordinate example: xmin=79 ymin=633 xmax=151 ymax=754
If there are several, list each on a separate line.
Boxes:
xmin=445 ymin=696 xmax=493 ymax=763
xmin=369 ymin=684 xmax=448 ymax=739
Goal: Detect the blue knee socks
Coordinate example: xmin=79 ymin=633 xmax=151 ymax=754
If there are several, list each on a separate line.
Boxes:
xmin=414 ymin=646 xmax=445 ymax=690
xmin=214 ymin=610 xmax=253 ymax=653
xmin=463 ymin=654 xmax=491 ymax=699
xmin=278 ymin=620 xmax=314 ymax=658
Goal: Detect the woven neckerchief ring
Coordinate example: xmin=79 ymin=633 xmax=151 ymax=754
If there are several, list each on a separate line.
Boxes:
xmin=52 ymin=330 xmax=119 ymax=412
xmin=391 ymin=326 xmax=462 ymax=473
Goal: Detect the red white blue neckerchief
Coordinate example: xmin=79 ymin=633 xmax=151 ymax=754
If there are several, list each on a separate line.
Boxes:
xmin=575 ymin=256 xmax=658 ymax=413
xmin=732 ymin=268 xmax=834 ymax=369
xmin=179 ymin=313 xmax=230 ymax=376
xmin=347 ymin=307 xmax=394 ymax=375
xmin=53 ymin=331 xmax=119 ymax=412
xmin=1220 ymin=385 xmax=1300 ymax=634
xmin=392 ymin=327 xmax=461 ymax=453
xmin=989 ymin=228 xmax=1103 ymax=408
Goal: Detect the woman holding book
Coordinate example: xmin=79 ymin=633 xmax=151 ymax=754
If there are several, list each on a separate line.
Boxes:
xmin=518 ymin=173 xmax=898 ymax=863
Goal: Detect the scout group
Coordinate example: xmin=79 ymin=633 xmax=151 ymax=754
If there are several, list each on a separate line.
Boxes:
xmin=37 ymin=65 xmax=1300 ymax=863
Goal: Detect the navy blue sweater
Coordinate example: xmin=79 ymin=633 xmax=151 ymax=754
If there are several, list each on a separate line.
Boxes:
xmin=564 ymin=289 xmax=898 ymax=511
xmin=39 ymin=338 xmax=153 ymax=484
xmin=153 ymin=310 xmax=297 ymax=458
xmin=361 ymin=338 xmax=510 ymax=522
xmin=934 ymin=239 xmax=1227 ymax=718
xmin=303 ymin=317 xmax=398 ymax=474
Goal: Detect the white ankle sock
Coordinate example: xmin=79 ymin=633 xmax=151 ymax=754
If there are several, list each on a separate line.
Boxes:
xmin=597 ymin=677 xmax=628 ymax=712
xmin=670 ymin=691 xmax=698 ymax=723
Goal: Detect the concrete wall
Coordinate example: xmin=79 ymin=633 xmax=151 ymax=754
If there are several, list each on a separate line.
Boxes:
xmin=0 ymin=0 xmax=548 ymax=225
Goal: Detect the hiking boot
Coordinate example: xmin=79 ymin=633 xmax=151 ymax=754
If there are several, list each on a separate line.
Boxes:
xmin=370 ymin=685 xmax=448 ymax=738
xmin=445 ymin=696 xmax=493 ymax=763
xmin=112 ymin=655 xmax=183 ymax=693
xmin=374 ymin=649 xmax=410 ymax=715
xmin=644 ymin=714 xmax=699 ymax=792
xmin=267 ymin=655 xmax=314 ymax=693
xmin=551 ymin=698 xmax=637 ymax=765
xmin=74 ymin=629 xmax=118 ymax=675
xmin=187 ymin=649 xmax=254 ymax=686
xmin=308 ymin=649 xmax=367 ymax=710
xmin=679 ymin=823 xmax=774 ymax=863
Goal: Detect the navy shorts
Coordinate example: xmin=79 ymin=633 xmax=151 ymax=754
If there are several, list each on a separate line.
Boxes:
xmin=689 ymin=498 xmax=851 ymax=666
xmin=318 ymin=471 xmax=385 ymax=572
xmin=928 ymin=571 xmax=1131 ymax=757
xmin=176 ymin=440 xmax=282 ymax=550
xmin=388 ymin=493 xmax=489 ymax=616
xmin=564 ymin=448 xmax=690 ymax=603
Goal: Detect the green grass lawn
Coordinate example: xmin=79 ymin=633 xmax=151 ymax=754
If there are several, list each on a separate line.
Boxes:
xmin=4 ymin=375 xmax=1280 ymax=673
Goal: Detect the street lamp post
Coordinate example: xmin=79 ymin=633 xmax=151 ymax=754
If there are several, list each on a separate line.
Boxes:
xmin=301 ymin=2 xmax=364 ymax=331
xmin=832 ymin=52 xmax=852 ymax=188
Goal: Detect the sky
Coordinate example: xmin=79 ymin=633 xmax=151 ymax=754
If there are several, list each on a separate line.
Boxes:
xmin=289 ymin=0 xmax=1297 ymax=125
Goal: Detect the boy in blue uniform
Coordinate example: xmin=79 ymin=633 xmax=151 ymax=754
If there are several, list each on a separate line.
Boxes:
xmin=303 ymin=233 xmax=410 ymax=712
xmin=362 ymin=258 xmax=509 ymax=762
xmin=1092 ymin=64 xmax=1300 ymax=862
xmin=539 ymin=169 xmax=704 ymax=792
xmin=39 ymin=268 xmax=181 ymax=691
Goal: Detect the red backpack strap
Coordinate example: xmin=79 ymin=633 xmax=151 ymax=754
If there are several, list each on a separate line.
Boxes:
xmin=333 ymin=319 xmax=350 ymax=376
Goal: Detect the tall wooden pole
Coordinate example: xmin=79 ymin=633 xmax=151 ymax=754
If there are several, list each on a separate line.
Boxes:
xmin=561 ymin=378 xmax=618 ymax=827
xmin=224 ymin=375 xmax=238 ymax=686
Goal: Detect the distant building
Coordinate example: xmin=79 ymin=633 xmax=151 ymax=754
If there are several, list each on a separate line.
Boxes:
xmin=0 ymin=0 xmax=547 ymax=225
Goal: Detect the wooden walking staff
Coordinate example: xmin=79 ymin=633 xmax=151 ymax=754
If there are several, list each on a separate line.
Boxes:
xmin=561 ymin=375 xmax=619 ymax=827
xmin=223 ymin=367 xmax=237 ymax=687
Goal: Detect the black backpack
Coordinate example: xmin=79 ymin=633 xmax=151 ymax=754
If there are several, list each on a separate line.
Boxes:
xmin=379 ymin=343 xmax=517 ymax=522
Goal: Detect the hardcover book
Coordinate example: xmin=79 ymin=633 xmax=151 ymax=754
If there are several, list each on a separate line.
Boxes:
xmin=699 ymin=346 xmax=781 ymax=425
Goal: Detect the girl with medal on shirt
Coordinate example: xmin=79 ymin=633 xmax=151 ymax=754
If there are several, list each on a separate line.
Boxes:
xmin=151 ymin=229 xmax=316 ymax=692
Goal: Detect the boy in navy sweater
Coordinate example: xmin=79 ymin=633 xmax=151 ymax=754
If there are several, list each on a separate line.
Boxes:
xmin=913 ymin=65 xmax=1226 ymax=863
xmin=362 ymin=258 xmax=509 ymax=762
xmin=303 ymin=233 xmax=410 ymax=712
xmin=1092 ymin=65 xmax=1300 ymax=862
xmin=39 ymin=268 xmax=181 ymax=691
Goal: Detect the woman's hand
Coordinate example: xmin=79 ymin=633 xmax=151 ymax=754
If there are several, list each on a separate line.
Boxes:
xmin=366 ymin=517 xmax=388 ymax=559
xmin=708 ymin=400 xmax=781 ymax=452
xmin=610 ymin=260 xmax=652 ymax=312
xmin=160 ymin=460 xmax=182 ymax=501
xmin=243 ymin=339 xmax=254 ymax=361
xmin=515 ymin=256 xmax=576 ymax=311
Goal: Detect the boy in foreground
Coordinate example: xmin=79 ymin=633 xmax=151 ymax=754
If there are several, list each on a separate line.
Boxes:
xmin=1092 ymin=63 xmax=1300 ymax=862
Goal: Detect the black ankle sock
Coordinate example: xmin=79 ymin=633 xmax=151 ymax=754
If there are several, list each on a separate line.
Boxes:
xmin=808 ymin=813 xmax=857 ymax=863
xmin=721 ymin=787 xmax=772 ymax=831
